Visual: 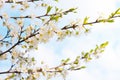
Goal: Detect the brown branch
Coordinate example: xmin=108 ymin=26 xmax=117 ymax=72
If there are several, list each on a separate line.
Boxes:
xmin=0 ymin=30 xmax=11 ymax=42
xmin=0 ymin=31 xmax=39 ymax=56
xmin=0 ymin=70 xmax=60 ymax=75
xmin=0 ymin=9 xmax=73 ymax=19
xmin=0 ymin=71 xmax=21 ymax=74
xmin=61 ymin=15 xmax=120 ymax=30
xmin=5 ymin=0 xmax=39 ymax=3
xmin=112 ymin=15 xmax=120 ymax=18
xmin=0 ymin=58 xmax=83 ymax=75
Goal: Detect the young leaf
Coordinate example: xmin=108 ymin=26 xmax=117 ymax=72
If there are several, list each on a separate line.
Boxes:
xmin=46 ymin=6 xmax=52 ymax=14
xmin=115 ymin=8 xmax=120 ymax=14
xmin=74 ymin=59 xmax=79 ymax=64
xmin=50 ymin=15 xmax=61 ymax=22
xmin=54 ymin=0 xmax=59 ymax=2
xmin=84 ymin=53 xmax=89 ymax=58
xmin=83 ymin=16 xmax=89 ymax=24
xmin=55 ymin=7 xmax=59 ymax=12
xmin=100 ymin=41 xmax=109 ymax=48
xmin=107 ymin=19 xmax=114 ymax=23
xmin=65 ymin=58 xmax=70 ymax=63
xmin=80 ymin=66 xmax=86 ymax=69
xmin=69 ymin=8 xmax=76 ymax=12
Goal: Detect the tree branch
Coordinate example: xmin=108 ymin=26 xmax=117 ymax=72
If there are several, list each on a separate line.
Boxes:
xmin=5 ymin=0 xmax=39 ymax=3
xmin=62 ymin=15 xmax=120 ymax=30
xmin=0 ymin=31 xmax=39 ymax=56
xmin=0 ymin=71 xmax=21 ymax=74
xmin=0 ymin=9 xmax=74 ymax=19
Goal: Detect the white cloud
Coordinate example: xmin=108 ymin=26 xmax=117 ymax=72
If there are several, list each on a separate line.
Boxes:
xmin=98 ymin=46 xmax=120 ymax=71
xmin=67 ymin=70 xmax=96 ymax=80
xmin=28 ymin=44 xmax=60 ymax=67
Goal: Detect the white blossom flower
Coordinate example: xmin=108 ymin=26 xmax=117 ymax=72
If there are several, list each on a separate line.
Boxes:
xmin=22 ymin=1 xmax=29 ymax=9
xmin=0 ymin=52 xmax=7 ymax=60
xmin=7 ymin=24 xmax=14 ymax=30
xmin=12 ymin=0 xmax=16 ymax=3
xmin=0 ymin=35 xmax=3 ymax=40
xmin=3 ymin=21 xmax=14 ymax=30
xmin=0 ymin=1 xmax=4 ymax=8
xmin=2 ymin=13 xmax=9 ymax=20
xmin=48 ymin=22 xmax=58 ymax=31
xmin=0 ymin=0 xmax=5 ymax=3
xmin=30 ymin=14 xmax=36 ymax=19
xmin=10 ymin=29 xmax=18 ymax=37
xmin=33 ymin=72 xmax=40 ymax=78
xmin=26 ymin=37 xmax=39 ymax=50
xmin=56 ymin=29 xmax=66 ymax=40
xmin=12 ymin=49 xmax=20 ymax=58
xmin=26 ymin=25 xmax=34 ymax=37
xmin=16 ymin=19 xmax=24 ymax=27
xmin=38 ymin=26 xmax=55 ymax=43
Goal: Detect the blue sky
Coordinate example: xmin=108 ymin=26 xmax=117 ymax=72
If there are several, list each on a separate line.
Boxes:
xmin=0 ymin=0 xmax=120 ymax=80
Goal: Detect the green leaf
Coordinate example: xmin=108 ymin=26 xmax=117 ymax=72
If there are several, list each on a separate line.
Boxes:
xmin=76 ymin=56 xmax=80 ymax=59
xmin=115 ymin=8 xmax=120 ymax=14
xmin=75 ymin=66 xmax=86 ymax=70
xmin=74 ymin=56 xmax=80 ymax=64
xmin=80 ymin=66 xmax=86 ymax=69
xmin=28 ymin=69 xmax=33 ymax=74
xmin=46 ymin=6 xmax=52 ymax=14
xmin=94 ymin=45 xmax=99 ymax=52
xmin=65 ymin=58 xmax=70 ymax=63
xmin=41 ymin=3 xmax=47 ymax=7
xmin=90 ymin=49 xmax=93 ymax=53
xmin=50 ymin=15 xmax=61 ymax=22
xmin=69 ymin=8 xmax=76 ymax=12
xmin=54 ymin=0 xmax=59 ymax=2
xmin=116 ymin=12 xmax=120 ymax=14
xmin=84 ymin=53 xmax=89 ymax=58
xmin=32 ymin=57 xmax=35 ymax=61
xmin=98 ymin=19 xmax=105 ymax=22
xmin=29 ymin=45 xmax=33 ymax=49
xmin=74 ymin=60 xmax=79 ymax=64
xmin=105 ymin=41 xmax=109 ymax=45
xmin=100 ymin=50 xmax=104 ymax=53
xmin=81 ymin=52 xmax=85 ymax=55
xmin=88 ymin=57 xmax=92 ymax=61
xmin=83 ymin=16 xmax=89 ymax=24
xmin=55 ymin=7 xmax=59 ymax=12
xmin=75 ymin=31 xmax=79 ymax=35
xmin=100 ymin=41 xmax=109 ymax=48
xmin=107 ymin=19 xmax=114 ymax=23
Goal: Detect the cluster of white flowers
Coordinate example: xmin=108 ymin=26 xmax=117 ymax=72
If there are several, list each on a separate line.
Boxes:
xmin=25 ymin=22 xmax=56 ymax=46
xmin=12 ymin=49 xmax=20 ymax=59
xmin=11 ymin=48 xmax=25 ymax=60
xmin=0 ymin=1 xmax=4 ymax=8
xmin=0 ymin=35 xmax=3 ymax=40
xmin=2 ymin=13 xmax=9 ymax=20
xmin=26 ymin=25 xmax=34 ymax=36
xmin=10 ymin=29 xmax=18 ymax=37
xmin=22 ymin=1 xmax=29 ymax=9
xmin=16 ymin=19 xmax=24 ymax=27
xmin=0 ymin=52 xmax=7 ymax=60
